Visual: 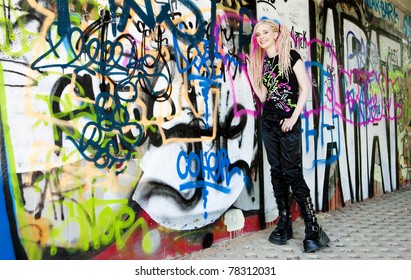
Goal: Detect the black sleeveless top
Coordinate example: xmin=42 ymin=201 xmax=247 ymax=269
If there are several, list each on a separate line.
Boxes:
xmin=262 ymin=49 xmax=302 ymax=119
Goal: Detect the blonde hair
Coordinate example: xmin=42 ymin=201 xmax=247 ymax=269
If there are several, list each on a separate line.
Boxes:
xmin=249 ymin=19 xmax=292 ymax=90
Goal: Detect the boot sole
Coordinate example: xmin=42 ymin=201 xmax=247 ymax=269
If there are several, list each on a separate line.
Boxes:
xmin=269 ymin=232 xmax=293 ymax=245
xmin=303 ymin=229 xmax=330 ymax=252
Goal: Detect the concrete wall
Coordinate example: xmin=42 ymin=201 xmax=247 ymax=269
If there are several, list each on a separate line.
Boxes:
xmin=0 ymin=0 xmax=409 ymax=260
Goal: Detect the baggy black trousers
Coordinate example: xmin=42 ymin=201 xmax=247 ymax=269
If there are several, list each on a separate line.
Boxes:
xmin=261 ymin=115 xmax=311 ymax=207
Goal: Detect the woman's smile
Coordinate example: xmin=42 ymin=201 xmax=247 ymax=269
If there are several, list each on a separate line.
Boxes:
xmin=255 ymin=24 xmax=277 ymax=51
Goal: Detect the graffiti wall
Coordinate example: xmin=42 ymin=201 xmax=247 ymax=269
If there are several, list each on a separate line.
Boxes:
xmin=0 ymin=0 xmax=409 ymax=260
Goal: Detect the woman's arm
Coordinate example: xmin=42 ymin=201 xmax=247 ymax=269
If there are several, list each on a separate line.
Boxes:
xmin=246 ymin=58 xmax=267 ymax=103
xmin=254 ymin=82 xmax=268 ymax=103
xmin=280 ymin=58 xmax=310 ymax=132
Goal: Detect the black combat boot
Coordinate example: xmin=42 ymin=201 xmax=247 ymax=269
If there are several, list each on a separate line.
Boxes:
xmin=301 ymin=197 xmax=330 ymax=252
xmin=269 ymin=201 xmax=293 ymax=245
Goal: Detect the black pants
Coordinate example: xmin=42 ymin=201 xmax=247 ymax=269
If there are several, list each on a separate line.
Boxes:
xmin=261 ymin=115 xmax=311 ymax=207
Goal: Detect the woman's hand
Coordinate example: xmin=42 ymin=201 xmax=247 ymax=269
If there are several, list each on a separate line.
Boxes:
xmin=280 ymin=117 xmax=297 ymax=133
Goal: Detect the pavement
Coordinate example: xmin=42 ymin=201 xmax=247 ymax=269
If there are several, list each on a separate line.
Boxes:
xmin=178 ymin=185 xmax=411 ymax=260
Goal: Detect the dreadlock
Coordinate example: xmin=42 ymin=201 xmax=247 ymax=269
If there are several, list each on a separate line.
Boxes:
xmin=249 ymin=19 xmax=292 ymax=93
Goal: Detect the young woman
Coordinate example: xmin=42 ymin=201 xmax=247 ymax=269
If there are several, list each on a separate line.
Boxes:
xmin=248 ymin=18 xmax=330 ymax=252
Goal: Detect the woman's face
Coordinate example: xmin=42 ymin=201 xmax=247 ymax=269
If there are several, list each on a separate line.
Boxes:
xmin=254 ymin=23 xmax=277 ymax=51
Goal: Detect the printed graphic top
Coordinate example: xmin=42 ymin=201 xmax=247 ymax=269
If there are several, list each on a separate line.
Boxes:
xmin=262 ymin=49 xmax=302 ymax=119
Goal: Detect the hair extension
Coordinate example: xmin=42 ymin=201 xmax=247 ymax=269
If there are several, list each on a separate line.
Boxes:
xmin=249 ymin=19 xmax=292 ymax=89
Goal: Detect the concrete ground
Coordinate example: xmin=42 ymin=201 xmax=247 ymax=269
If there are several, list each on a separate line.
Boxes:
xmin=178 ymin=185 xmax=411 ymax=260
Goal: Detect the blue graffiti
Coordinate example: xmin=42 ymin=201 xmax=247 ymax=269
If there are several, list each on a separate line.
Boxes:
xmin=365 ymin=0 xmax=399 ymax=24
xmin=67 ymin=91 xmax=143 ymax=174
xmin=56 ymin=0 xmax=70 ymax=37
xmin=403 ymin=15 xmax=411 ymax=41
xmin=177 ymin=148 xmax=244 ymax=219
xmin=32 ymin=0 xmax=254 ymax=176
xmin=53 ymin=0 xmax=205 ymax=44
xmin=32 ymin=26 xmax=137 ymax=76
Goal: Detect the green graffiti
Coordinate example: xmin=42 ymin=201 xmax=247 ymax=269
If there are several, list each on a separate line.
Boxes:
xmin=44 ymin=196 xmax=152 ymax=255
xmin=0 ymin=1 xmax=41 ymax=56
